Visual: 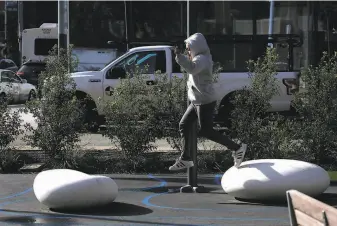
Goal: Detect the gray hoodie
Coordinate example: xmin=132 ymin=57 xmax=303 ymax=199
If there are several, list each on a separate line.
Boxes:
xmin=175 ymin=33 xmax=216 ymax=105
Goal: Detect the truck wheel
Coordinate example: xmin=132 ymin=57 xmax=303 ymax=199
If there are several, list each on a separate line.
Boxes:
xmin=216 ymin=91 xmax=246 ymax=129
xmin=85 ymin=108 xmax=100 ymax=133
xmin=79 ymin=98 xmax=100 ymax=133
xmin=216 ymin=96 xmax=235 ymax=129
xmin=28 ymin=90 xmax=36 ymax=101
xmin=0 ymin=93 xmax=6 ymax=103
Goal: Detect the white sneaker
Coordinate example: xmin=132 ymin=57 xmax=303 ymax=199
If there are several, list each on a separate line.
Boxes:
xmin=169 ymin=158 xmax=194 ymax=171
xmin=232 ymin=143 xmax=247 ymax=168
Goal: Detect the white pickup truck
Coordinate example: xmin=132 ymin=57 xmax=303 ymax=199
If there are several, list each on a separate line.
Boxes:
xmin=71 ymin=45 xmax=299 ymax=131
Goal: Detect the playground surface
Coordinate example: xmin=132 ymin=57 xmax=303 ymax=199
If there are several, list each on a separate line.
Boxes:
xmin=0 ymin=173 xmax=336 ymax=226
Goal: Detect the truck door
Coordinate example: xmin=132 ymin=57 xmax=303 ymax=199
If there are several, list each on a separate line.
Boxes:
xmin=103 ymin=50 xmax=167 ymax=103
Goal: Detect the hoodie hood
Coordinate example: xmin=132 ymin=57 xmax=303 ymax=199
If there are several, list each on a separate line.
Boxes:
xmin=184 ymin=33 xmax=211 ymax=58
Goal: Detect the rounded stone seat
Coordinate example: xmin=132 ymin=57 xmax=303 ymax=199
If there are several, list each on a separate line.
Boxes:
xmin=221 ymin=159 xmax=330 ymax=201
xmin=33 ymin=169 xmax=118 ymax=209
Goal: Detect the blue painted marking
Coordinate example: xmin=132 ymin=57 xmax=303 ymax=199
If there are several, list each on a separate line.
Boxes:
xmin=214 ymin=174 xmax=222 ymax=185
xmin=141 ymin=175 xmax=288 ymax=215
xmin=0 ymin=188 xmax=32 ymax=200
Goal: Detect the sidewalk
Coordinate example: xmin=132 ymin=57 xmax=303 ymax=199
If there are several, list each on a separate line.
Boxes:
xmin=11 ymin=133 xmax=224 ymax=152
xmin=9 ymin=104 xmax=226 ymax=152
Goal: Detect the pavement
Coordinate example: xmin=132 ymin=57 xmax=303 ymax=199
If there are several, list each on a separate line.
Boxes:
xmin=0 ymin=173 xmax=319 ymax=226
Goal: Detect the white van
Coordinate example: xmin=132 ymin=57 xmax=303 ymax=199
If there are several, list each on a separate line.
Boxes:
xmin=21 ymin=23 xmax=118 ymax=71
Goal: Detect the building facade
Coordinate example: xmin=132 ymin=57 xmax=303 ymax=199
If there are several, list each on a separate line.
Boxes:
xmin=6 ymin=1 xmax=337 ymax=69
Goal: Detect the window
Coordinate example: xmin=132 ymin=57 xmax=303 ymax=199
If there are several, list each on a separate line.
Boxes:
xmin=131 ymin=1 xmax=186 ymax=41
xmin=1 ymin=71 xmax=20 ymax=83
xmin=254 ymin=1 xmax=310 ymax=69
xmin=106 ymin=50 xmax=166 ymax=79
xmin=315 ymin=2 xmax=337 ymax=63
xmin=190 ymin=1 xmax=253 ymax=35
xmin=1 ymin=71 xmax=10 ymax=82
xmin=17 ymin=63 xmax=46 ymax=80
xmin=209 ymin=42 xmax=253 ymax=72
xmin=7 ymin=60 xmax=16 ymax=67
xmin=34 ymin=38 xmax=58 ymax=56
xmin=0 ymin=59 xmax=16 ymax=69
xmin=0 ymin=60 xmax=8 ymax=69
xmin=0 ymin=11 xmax=4 ymax=43
xmin=69 ymin=1 xmax=125 ymax=48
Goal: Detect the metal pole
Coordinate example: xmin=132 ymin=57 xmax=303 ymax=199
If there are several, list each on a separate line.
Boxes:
xmin=66 ymin=0 xmax=69 ymax=49
xmin=268 ymin=0 xmax=275 ymax=48
xmin=58 ymin=0 xmax=67 ymax=54
xmin=180 ymin=0 xmax=204 ymax=193
xmin=187 ymin=0 xmax=189 ymax=38
xmin=18 ymin=1 xmax=23 ymax=65
xmin=4 ymin=7 xmax=7 ymax=41
xmin=124 ymin=1 xmax=129 ymax=51
xmin=287 ymin=24 xmax=293 ymax=72
xmin=65 ymin=0 xmax=70 ymax=72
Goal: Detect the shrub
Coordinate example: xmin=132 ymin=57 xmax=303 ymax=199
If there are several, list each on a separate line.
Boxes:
xmin=102 ymin=65 xmax=161 ymax=168
xmin=0 ymin=98 xmax=23 ymax=172
xmin=230 ymin=47 xmax=290 ymax=159
xmin=23 ymin=45 xmax=85 ymax=168
xmin=289 ymin=52 xmax=337 ymax=167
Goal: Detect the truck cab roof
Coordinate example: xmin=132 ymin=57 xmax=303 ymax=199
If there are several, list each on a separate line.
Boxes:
xmin=129 ymin=45 xmax=173 ymax=52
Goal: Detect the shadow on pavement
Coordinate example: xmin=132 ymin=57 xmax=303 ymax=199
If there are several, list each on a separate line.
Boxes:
xmin=317 ymin=192 xmax=337 ymax=207
xmin=0 ymin=209 xmax=194 ymax=226
xmin=51 ymin=202 xmax=153 ymax=216
xmin=0 ymin=215 xmax=80 ymax=225
xmin=113 ymin=176 xmax=219 ymax=185
xmin=121 ymin=185 xmax=219 ymax=194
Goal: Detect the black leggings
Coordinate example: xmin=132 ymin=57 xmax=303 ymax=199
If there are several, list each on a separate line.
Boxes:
xmin=179 ymin=101 xmax=240 ymax=160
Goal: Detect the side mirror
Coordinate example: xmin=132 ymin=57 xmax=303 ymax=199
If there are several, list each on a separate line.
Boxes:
xmin=108 ymin=67 xmax=126 ymax=79
xmin=21 ymin=79 xmax=27 ymax=83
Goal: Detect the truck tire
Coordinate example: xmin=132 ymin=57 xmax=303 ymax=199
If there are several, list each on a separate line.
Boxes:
xmin=76 ymin=94 xmax=100 ymax=133
xmin=83 ymin=100 xmax=100 ymax=133
xmin=28 ymin=90 xmax=36 ymax=101
xmin=0 ymin=93 xmax=6 ymax=103
xmin=216 ymin=93 xmax=236 ymax=129
xmin=217 ymin=90 xmax=249 ymax=129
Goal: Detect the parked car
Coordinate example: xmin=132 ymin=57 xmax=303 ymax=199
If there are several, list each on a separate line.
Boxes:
xmin=16 ymin=60 xmax=46 ymax=88
xmin=0 ymin=59 xmax=18 ymax=72
xmin=0 ymin=69 xmax=37 ymax=104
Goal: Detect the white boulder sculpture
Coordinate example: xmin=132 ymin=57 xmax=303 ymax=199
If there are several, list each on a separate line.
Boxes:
xmin=33 ymin=169 xmax=118 ymax=209
xmin=221 ymin=159 xmax=330 ymax=200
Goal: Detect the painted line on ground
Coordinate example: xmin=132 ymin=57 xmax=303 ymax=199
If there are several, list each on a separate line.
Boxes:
xmin=0 ymin=188 xmax=32 ymax=200
xmin=214 ymin=174 xmax=222 ymax=185
xmin=141 ymin=174 xmax=289 ymax=218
